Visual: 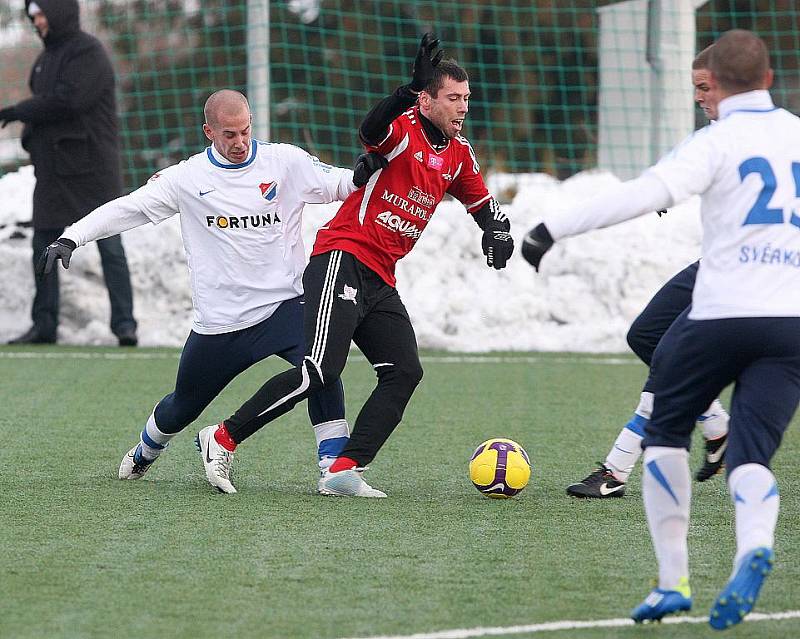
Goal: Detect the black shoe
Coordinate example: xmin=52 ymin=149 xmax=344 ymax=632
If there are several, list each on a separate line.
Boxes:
xmin=7 ymin=326 xmax=56 ymax=345
xmin=567 ymin=463 xmax=626 ymax=498
xmin=695 ymin=434 xmax=727 ymax=482
xmin=116 ymin=328 xmax=138 ymax=347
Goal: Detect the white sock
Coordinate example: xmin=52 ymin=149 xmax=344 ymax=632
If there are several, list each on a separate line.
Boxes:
xmin=698 ymin=398 xmax=729 ymax=440
xmin=314 ymin=419 xmax=350 ymax=470
xmin=728 ymin=463 xmax=779 ymax=571
xmin=642 ymin=446 xmax=691 ymax=591
xmin=138 ymin=409 xmax=176 ymax=461
xmin=605 ymin=427 xmax=643 ymax=482
xmin=605 ymin=391 xmax=652 ymax=482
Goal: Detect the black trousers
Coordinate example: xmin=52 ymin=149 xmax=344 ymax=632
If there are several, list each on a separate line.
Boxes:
xmin=226 ymin=250 xmax=424 ymax=465
xmin=154 ymin=296 xmax=344 ymax=434
xmin=626 ymin=260 xmax=698 ymax=393
xmin=32 ymin=227 xmax=136 ymax=339
xmin=644 ymin=315 xmax=800 ymax=473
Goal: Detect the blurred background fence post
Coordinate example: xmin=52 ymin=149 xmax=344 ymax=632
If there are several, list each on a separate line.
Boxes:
xmin=247 ymin=0 xmax=270 ymax=141
xmin=598 ymin=0 xmax=706 ymax=180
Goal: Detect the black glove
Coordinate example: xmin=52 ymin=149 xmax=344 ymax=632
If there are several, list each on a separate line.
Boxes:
xmin=482 ymin=229 xmax=514 ymax=270
xmin=473 ymin=198 xmax=513 ymax=269
xmin=409 ymin=33 xmax=443 ymax=93
xmin=36 ymin=237 xmax=77 ymax=278
xmin=0 ymin=106 xmax=18 ymax=128
xmin=521 ymin=223 xmax=554 ymax=272
xmin=352 ymin=152 xmax=389 ymax=188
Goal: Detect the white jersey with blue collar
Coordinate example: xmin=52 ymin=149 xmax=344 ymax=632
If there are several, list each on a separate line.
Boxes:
xmin=64 ymin=140 xmax=356 ymax=334
xmin=647 ymin=90 xmax=800 ymax=319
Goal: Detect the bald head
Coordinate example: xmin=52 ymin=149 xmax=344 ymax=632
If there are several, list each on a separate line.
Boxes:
xmin=203 ymin=90 xmax=252 ymax=164
xmin=204 ymin=89 xmax=250 ymax=128
xmin=709 ymin=30 xmax=771 ymax=94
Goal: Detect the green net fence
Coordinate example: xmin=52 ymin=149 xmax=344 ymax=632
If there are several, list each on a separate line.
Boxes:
xmin=1 ymin=0 xmax=799 ymax=191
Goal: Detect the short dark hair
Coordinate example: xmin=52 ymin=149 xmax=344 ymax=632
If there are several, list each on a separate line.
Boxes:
xmin=692 ymin=44 xmax=713 ymax=70
xmin=709 ymin=29 xmax=770 ymax=93
xmin=424 ymin=58 xmax=468 ymax=97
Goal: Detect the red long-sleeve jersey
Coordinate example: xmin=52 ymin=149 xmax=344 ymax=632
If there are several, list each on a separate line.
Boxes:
xmin=312 ymin=106 xmax=491 ymax=287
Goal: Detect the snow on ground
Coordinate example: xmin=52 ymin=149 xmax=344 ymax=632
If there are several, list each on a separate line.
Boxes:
xmin=0 ymin=164 xmax=702 ymax=350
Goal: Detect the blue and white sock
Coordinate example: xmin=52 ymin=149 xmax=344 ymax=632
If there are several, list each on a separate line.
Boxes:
xmin=728 ymin=463 xmax=779 ymax=571
xmin=605 ymin=391 xmax=652 ymax=482
xmin=314 ymin=419 xmax=350 ymax=470
xmin=137 ymin=409 xmax=176 ymax=462
xmin=697 ymin=398 xmax=729 ymax=440
xmin=642 ymin=446 xmax=691 ymax=591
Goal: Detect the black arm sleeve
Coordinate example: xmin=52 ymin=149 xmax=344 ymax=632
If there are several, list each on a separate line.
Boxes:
xmin=358 ymin=85 xmax=419 ymax=146
xmin=472 ymin=198 xmax=511 ymax=232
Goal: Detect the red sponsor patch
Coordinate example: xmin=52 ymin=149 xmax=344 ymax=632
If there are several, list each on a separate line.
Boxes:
xmin=427 ymin=155 xmax=444 ymax=170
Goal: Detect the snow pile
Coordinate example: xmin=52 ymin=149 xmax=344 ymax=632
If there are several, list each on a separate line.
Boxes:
xmin=0 ymin=165 xmax=702 ymax=350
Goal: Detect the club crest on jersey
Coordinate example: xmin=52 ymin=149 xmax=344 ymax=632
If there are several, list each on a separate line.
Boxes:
xmin=427 ymin=155 xmax=444 ymax=171
xmin=259 ymin=181 xmax=278 ymax=201
xmin=338 ymin=284 xmax=358 ymax=305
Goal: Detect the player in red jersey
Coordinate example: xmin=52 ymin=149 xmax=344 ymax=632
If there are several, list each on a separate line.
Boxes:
xmin=195 ymin=34 xmax=514 ymax=496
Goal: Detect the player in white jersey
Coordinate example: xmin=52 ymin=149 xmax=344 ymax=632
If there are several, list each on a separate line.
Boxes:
xmin=566 ymin=47 xmax=730 ymax=499
xmin=522 ymin=30 xmax=800 ymax=628
xmin=38 ymin=90 xmax=385 ymax=492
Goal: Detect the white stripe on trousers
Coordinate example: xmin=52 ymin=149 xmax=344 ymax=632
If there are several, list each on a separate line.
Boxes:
xmin=255 ymin=251 xmax=342 ymax=418
xmin=257 ymin=358 xmax=311 ymax=417
xmin=312 ymin=250 xmax=342 ymax=371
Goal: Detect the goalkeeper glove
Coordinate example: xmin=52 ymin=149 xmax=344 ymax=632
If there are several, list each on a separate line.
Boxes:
xmin=36 ymin=237 xmax=77 ymax=278
xmin=521 ymin=223 xmax=554 ymax=272
xmin=353 ymin=152 xmax=388 ymax=187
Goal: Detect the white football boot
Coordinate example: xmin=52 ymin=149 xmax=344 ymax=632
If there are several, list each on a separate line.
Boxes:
xmin=118 ymin=444 xmax=155 ymax=480
xmin=318 ymin=467 xmax=386 ymax=498
xmin=195 ymin=425 xmax=237 ymax=494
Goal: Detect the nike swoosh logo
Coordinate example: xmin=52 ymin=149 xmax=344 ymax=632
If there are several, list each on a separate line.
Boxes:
xmin=599 ymin=483 xmax=624 ymax=496
xmin=487 ymin=483 xmax=506 ymax=492
xmin=204 ymin=435 xmax=214 ymax=464
xmin=199 ymin=189 xmax=215 ymax=197
xmin=707 ymin=440 xmax=728 ymax=464
xmin=522 ymin=234 xmax=547 ymax=248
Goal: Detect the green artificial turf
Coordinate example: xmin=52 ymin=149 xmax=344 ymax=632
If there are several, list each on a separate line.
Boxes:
xmin=1 ymin=347 xmax=798 ymax=639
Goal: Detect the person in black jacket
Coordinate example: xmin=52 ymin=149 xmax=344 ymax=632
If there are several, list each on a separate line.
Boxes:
xmin=0 ymin=0 xmax=137 ymax=346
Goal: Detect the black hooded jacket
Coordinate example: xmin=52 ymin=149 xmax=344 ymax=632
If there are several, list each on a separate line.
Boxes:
xmin=15 ymin=0 xmax=122 ymax=228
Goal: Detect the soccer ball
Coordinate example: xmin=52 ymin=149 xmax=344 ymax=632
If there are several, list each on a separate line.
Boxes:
xmin=469 ymin=438 xmax=531 ymax=498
